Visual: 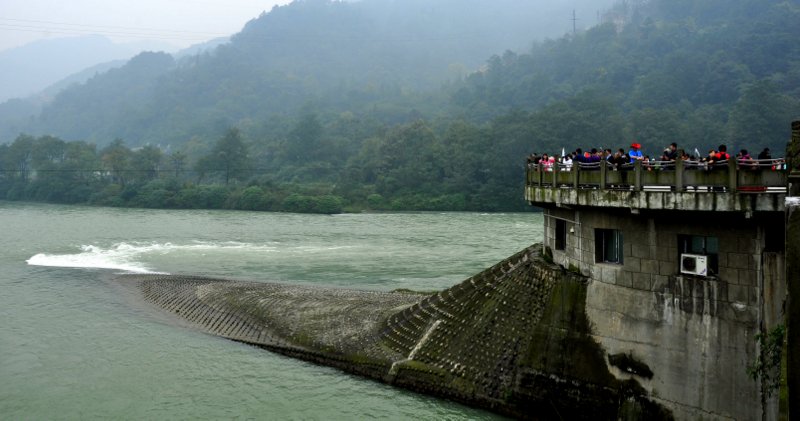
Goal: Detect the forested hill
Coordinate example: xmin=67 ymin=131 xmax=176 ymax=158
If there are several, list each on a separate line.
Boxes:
xmin=452 ymin=0 xmax=800 ymax=154
xmin=0 ymin=0 xmax=613 ymax=146
xmin=1 ymin=0 xmax=799 ymax=213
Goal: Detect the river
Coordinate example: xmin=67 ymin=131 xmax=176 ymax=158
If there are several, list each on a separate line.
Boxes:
xmin=0 ymin=201 xmax=542 ymax=419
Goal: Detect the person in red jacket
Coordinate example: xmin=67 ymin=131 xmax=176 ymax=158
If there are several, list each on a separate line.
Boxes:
xmin=714 ymin=144 xmax=730 ymax=161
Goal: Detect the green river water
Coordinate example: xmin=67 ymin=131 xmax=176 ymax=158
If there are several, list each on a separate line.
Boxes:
xmin=0 ymin=201 xmax=542 ymax=419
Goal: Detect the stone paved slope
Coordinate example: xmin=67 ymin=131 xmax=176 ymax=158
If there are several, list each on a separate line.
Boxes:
xmin=118 ymin=245 xmax=670 ymax=420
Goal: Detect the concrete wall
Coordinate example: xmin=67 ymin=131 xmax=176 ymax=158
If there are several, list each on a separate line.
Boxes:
xmin=541 ymin=206 xmax=786 ymax=419
xmin=787 ymin=198 xmax=800 ymax=419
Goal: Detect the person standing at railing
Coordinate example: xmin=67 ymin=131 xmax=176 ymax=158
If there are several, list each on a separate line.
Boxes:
xmin=611 ymin=149 xmax=629 ymax=169
xmin=562 ymin=154 xmax=573 ymax=172
xmin=526 ymin=153 xmax=540 ymax=168
xmin=702 ymin=149 xmax=717 ymax=170
xmin=662 ymin=142 xmax=678 ymax=161
xmin=705 ymin=146 xmax=724 ymax=169
xmin=643 ymin=155 xmax=654 ymax=171
xmin=681 ymin=150 xmax=693 ymax=164
xmin=588 ymin=148 xmax=602 ymax=163
xmin=737 ymin=149 xmax=755 ymax=170
xmin=757 ymin=147 xmax=776 ymax=170
xmin=542 ymin=154 xmax=556 ymax=172
xmin=572 ymin=148 xmax=589 ymax=166
xmin=714 ymin=145 xmax=731 ymax=167
xmin=628 ymin=142 xmax=644 ymax=163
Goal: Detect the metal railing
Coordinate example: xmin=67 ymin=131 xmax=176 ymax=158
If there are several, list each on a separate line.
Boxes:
xmin=526 ymin=157 xmax=788 ymax=193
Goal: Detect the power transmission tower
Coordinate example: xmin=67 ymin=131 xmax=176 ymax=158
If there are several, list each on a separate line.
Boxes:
xmin=571 ymin=10 xmax=579 ymax=35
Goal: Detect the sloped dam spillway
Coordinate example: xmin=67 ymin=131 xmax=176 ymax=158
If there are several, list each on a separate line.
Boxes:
xmin=118 ymin=244 xmax=671 ymax=420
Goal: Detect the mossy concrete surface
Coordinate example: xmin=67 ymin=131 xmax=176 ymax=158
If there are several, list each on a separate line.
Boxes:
xmin=786 ymin=200 xmax=800 ymax=419
xmin=118 ymin=244 xmax=670 ymax=419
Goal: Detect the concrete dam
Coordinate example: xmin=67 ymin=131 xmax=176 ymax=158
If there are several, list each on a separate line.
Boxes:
xmin=120 ymin=244 xmax=671 ymax=420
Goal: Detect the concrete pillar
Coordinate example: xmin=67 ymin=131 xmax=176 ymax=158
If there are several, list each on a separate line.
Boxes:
xmin=787 ymin=120 xmax=800 ymax=419
xmin=728 ymin=156 xmax=738 ymax=191
xmin=552 ymin=160 xmax=559 ymax=188
xmin=634 ymin=160 xmax=642 ymax=192
xmin=790 ymin=120 xmax=800 ymax=196
xmin=788 ymin=199 xmax=799 ymax=419
xmin=599 ymin=159 xmax=607 ymax=190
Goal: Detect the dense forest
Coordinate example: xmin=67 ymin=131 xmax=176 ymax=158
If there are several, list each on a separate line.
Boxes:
xmin=1 ymin=0 xmax=798 ymax=213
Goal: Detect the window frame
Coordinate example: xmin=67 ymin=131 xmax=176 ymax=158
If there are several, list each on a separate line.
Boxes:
xmin=595 ymin=228 xmax=624 ymax=265
xmin=555 ymin=218 xmax=567 ymax=251
xmin=678 ymin=234 xmax=719 ymax=275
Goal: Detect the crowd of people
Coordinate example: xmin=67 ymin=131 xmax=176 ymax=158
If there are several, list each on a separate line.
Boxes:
xmin=526 ymin=142 xmax=784 ymax=172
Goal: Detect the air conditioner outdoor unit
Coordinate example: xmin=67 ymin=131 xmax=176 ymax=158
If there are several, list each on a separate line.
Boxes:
xmin=680 ymin=253 xmax=708 ymax=276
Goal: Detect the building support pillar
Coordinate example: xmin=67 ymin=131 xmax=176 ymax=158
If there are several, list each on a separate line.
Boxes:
xmin=786 ymin=120 xmax=800 ymax=419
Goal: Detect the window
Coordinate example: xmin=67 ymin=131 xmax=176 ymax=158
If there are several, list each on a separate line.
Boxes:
xmin=555 ymin=219 xmax=567 ymax=251
xmin=678 ymin=235 xmax=719 ymax=275
xmin=595 ymin=229 xmax=623 ymax=264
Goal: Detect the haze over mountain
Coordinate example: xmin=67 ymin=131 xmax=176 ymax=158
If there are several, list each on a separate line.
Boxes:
xmin=0 ymin=35 xmax=176 ymax=102
xmin=0 ymin=0 xmax=616 ymax=145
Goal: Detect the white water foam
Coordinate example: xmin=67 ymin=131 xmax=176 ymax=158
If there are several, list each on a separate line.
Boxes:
xmin=27 ymin=244 xmax=157 ymax=273
xmin=26 ymin=241 xmax=355 ymax=273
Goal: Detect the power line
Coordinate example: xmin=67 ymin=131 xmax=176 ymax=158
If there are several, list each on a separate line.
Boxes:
xmin=0 ymin=18 xmax=229 ymax=37
xmin=0 ymin=18 xmax=229 ymax=43
xmin=0 ymin=24 xmax=214 ymax=42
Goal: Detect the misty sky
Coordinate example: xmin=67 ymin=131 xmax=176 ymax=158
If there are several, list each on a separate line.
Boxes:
xmin=0 ymin=0 xmax=293 ymax=52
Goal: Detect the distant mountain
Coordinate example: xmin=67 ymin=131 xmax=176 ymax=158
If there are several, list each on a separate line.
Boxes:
xmin=173 ymin=37 xmax=230 ymax=60
xmin=0 ymin=0 xmax=616 ymax=146
xmin=38 ymin=60 xmax=128 ymax=99
xmin=0 ymin=37 xmax=224 ymax=127
xmin=0 ymin=35 xmax=176 ymax=102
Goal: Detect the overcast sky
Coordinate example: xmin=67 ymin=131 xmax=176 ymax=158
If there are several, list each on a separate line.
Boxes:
xmin=0 ymin=0 xmax=294 ymax=52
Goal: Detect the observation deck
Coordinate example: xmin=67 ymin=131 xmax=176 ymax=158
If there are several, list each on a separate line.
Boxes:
xmin=525 ymin=157 xmax=788 ymax=213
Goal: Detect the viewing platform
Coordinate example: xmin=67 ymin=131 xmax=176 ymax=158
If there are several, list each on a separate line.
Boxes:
xmin=525 ymin=157 xmax=788 ymax=213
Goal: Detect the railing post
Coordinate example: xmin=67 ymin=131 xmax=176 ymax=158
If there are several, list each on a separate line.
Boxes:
xmin=634 ymin=159 xmax=642 ymax=191
xmin=599 ymin=159 xmax=607 ymax=190
xmin=573 ymin=162 xmax=580 ymax=189
xmin=728 ymin=156 xmax=737 ymax=192
xmin=552 ymin=161 xmax=559 ymax=188
xmin=537 ymin=163 xmax=543 ymax=187
xmin=675 ymin=151 xmax=684 ymax=192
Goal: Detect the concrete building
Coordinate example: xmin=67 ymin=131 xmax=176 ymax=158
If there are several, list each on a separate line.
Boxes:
xmin=526 ymin=144 xmax=792 ymax=419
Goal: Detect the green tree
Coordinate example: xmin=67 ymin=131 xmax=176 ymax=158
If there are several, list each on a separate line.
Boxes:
xmin=101 ymin=139 xmax=133 ymax=186
xmin=196 ymin=128 xmax=251 ymax=185
xmin=5 ymin=135 xmax=35 ymax=181
xmin=168 ymin=151 xmax=187 ymax=178
xmin=377 ymin=120 xmax=443 ymax=195
xmin=130 ymin=145 xmax=163 ymax=182
xmin=285 ymin=111 xmax=323 ymax=163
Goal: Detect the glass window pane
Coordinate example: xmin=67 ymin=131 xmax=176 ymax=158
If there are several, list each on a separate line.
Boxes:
xmin=691 ymin=236 xmax=704 ymax=254
xmin=706 ymin=237 xmax=719 ymax=254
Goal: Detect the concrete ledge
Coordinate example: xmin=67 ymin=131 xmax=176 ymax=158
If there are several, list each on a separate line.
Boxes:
xmin=527 ymin=186 xmax=785 ymax=212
